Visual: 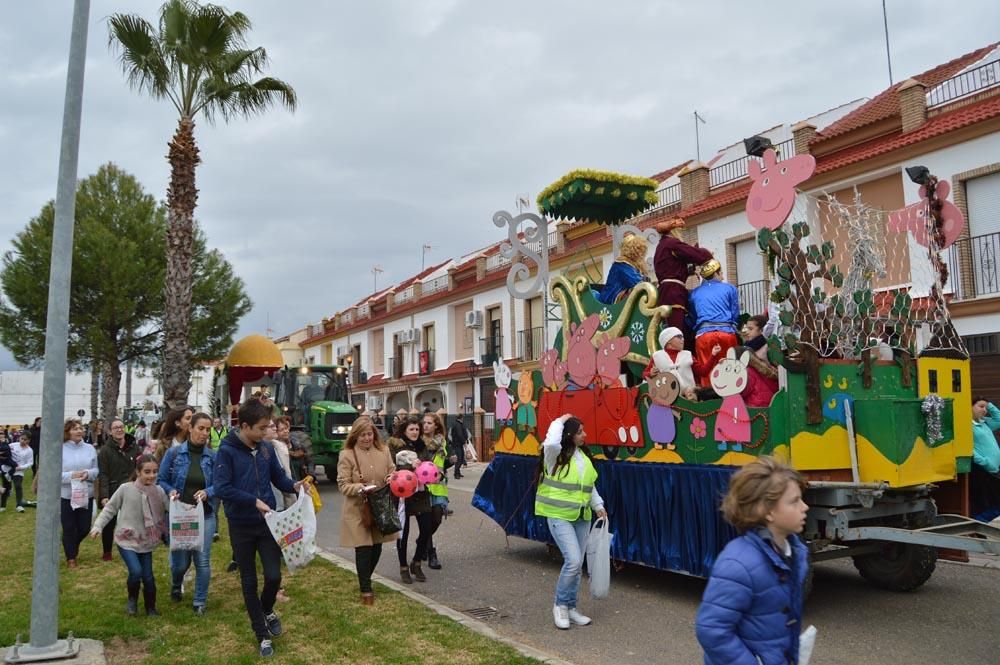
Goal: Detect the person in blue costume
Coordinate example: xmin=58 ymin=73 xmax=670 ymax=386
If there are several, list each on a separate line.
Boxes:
xmin=596 ymin=234 xmax=649 ymax=305
xmin=970 ymin=397 xmax=1000 ymax=522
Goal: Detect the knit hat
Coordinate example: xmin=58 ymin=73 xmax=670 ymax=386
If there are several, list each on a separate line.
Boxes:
xmin=658 ymin=327 xmax=683 ymax=348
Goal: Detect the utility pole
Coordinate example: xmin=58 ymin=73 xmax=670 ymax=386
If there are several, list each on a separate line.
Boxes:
xmin=694 ymin=110 xmax=707 ymax=162
xmin=13 ymin=1 xmax=90 ymax=660
xmin=882 ymin=0 xmax=894 ymax=86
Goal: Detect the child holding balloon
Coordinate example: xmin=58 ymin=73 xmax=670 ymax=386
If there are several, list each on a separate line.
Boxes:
xmin=388 ymin=416 xmax=437 ymax=584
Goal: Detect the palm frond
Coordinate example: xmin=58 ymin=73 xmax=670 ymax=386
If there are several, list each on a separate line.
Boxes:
xmin=107 ymin=13 xmax=177 ymax=109
xmin=196 ymin=77 xmax=297 ymax=123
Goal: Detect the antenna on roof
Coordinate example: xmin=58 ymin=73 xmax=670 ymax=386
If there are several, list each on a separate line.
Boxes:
xmin=372 ymin=265 xmax=384 ymax=292
xmin=516 ymin=193 xmax=531 ymax=213
xmin=693 ymin=111 xmax=707 ymax=162
xmin=882 ymin=0 xmax=894 ymax=86
xmin=421 ymin=244 xmax=432 ymax=270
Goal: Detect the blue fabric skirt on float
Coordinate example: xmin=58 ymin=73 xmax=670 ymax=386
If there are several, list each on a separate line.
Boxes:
xmin=472 ymin=453 xmax=739 ymax=578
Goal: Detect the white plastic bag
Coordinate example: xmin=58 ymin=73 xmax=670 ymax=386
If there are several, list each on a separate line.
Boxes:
xmin=463 ymin=441 xmax=478 ymax=463
xmin=169 ymin=499 xmax=205 ymax=552
xmin=70 ymin=478 xmax=88 ymax=510
xmin=799 ymin=625 xmax=818 ymax=665
xmin=265 ymin=486 xmax=317 ymax=572
xmin=586 ymin=517 xmax=612 ymax=599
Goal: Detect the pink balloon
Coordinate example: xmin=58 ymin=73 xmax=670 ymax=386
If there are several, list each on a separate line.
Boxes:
xmin=389 ymin=470 xmax=418 ymax=498
xmin=415 ymin=460 xmax=440 ymax=485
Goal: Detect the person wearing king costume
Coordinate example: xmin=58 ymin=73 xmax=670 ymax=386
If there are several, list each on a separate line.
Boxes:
xmin=535 ymin=414 xmax=607 ymax=630
xmin=653 ymin=217 xmax=714 ymax=346
xmin=687 ymin=259 xmax=740 ymax=387
xmin=596 ymin=234 xmax=650 ymax=305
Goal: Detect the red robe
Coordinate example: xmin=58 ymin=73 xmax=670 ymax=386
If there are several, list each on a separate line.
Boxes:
xmin=653 ymin=235 xmax=713 ymax=341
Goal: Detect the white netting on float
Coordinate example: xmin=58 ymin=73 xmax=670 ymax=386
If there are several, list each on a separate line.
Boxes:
xmin=758 ymin=190 xmax=966 ymax=360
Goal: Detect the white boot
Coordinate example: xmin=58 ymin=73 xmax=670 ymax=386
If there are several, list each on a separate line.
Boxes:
xmin=568 ymin=608 xmax=591 ymax=626
xmin=552 ymin=604 xmax=570 ymax=630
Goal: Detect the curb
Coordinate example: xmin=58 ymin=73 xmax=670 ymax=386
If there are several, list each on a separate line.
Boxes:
xmin=315 ymin=548 xmax=577 ymax=665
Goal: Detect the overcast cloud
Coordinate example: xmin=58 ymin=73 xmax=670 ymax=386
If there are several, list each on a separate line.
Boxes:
xmin=1 ymin=1 xmax=998 ymax=369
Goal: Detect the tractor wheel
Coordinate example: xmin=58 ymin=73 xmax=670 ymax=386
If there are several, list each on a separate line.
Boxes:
xmin=601 ymin=446 xmax=620 ymax=460
xmin=852 ymin=542 xmax=937 ymax=591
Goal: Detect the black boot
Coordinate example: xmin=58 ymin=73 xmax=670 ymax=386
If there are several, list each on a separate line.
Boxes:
xmin=143 ymin=585 xmax=160 ymax=617
xmin=409 ymin=560 xmax=426 ymax=582
xmin=427 ymin=547 xmax=442 ymax=570
xmin=126 ymin=582 xmax=140 ymax=616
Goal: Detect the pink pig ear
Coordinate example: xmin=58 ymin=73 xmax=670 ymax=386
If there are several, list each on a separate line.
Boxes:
xmin=762 ymin=148 xmax=778 ymax=167
xmin=748 ymin=158 xmax=762 ymax=180
xmin=936 ymin=180 xmax=951 ymax=198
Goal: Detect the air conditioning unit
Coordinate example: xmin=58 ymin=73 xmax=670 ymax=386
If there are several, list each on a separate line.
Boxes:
xmin=399 ymin=329 xmax=413 ymax=345
xmin=465 ymin=310 xmax=483 ymax=328
xmin=385 ymin=361 xmax=396 ymax=379
xmin=366 ymin=395 xmax=383 ymax=411
xmin=409 ymin=328 xmax=422 ymax=346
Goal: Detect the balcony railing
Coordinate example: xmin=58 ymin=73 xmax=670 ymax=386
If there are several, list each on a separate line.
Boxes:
xmin=737 ymin=279 xmax=770 ymax=317
xmin=421 ymin=275 xmax=449 ymax=296
xmin=518 ymin=326 xmax=544 ymax=362
xmin=927 ymin=59 xmax=1000 ymax=108
xmin=486 ymin=231 xmax=559 ymax=273
xmin=479 ymin=335 xmax=502 ymax=366
xmin=357 ymin=303 xmax=371 ymax=319
xmin=418 ymin=349 xmax=434 ymax=376
xmin=648 ymin=183 xmax=681 ymax=212
xmin=392 ymin=285 xmax=415 ymax=305
xmin=709 ymin=139 xmax=796 ymax=189
xmin=947 ymin=231 xmax=1000 ymax=301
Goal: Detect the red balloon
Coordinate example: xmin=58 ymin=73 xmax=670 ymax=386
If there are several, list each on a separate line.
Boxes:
xmin=415 ymin=460 xmax=440 ymax=485
xmin=389 ymin=470 xmax=418 ymax=498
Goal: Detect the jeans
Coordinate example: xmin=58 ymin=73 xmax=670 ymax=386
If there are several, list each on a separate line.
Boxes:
xmin=13 ymin=475 xmax=24 ymax=506
xmin=396 ymin=512 xmax=433 ymax=566
xmin=101 ymin=515 xmax=117 ymax=555
xmin=0 ymin=474 xmax=11 ymax=508
xmin=118 ymin=546 xmax=155 ymax=588
xmin=170 ymin=512 xmax=217 ymax=607
xmin=230 ymin=521 xmax=283 ymax=641
xmin=547 ymin=516 xmax=590 ymax=609
xmin=60 ymin=498 xmax=92 ymax=560
xmin=355 ymin=544 xmax=383 ymax=593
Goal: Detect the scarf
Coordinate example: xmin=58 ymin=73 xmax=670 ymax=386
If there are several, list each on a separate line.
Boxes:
xmin=745 ymin=335 xmax=767 ymax=352
xmin=134 ymin=479 xmax=167 ymax=544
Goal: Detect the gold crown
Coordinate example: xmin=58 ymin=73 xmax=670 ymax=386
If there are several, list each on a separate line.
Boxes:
xmin=699 ymin=259 xmax=721 ymax=278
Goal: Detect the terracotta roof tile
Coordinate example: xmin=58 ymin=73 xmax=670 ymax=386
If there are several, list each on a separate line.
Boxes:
xmin=815 ymin=43 xmax=997 ymax=141
xmin=650 ymin=162 xmax=688 ymax=183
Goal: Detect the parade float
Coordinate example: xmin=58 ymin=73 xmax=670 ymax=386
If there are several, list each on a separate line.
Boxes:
xmin=473 ymin=160 xmax=1000 ymax=590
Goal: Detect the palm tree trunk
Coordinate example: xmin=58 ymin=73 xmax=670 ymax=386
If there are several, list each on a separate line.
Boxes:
xmin=101 ymin=358 xmax=122 ymax=427
xmin=162 ymin=116 xmax=201 ymax=408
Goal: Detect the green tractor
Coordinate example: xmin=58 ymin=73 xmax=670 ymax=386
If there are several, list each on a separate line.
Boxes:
xmin=270 ymin=364 xmax=359 ymax=479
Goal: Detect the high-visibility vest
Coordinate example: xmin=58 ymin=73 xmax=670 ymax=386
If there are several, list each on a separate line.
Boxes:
xmin=427 ymin=438 xmax=448 ymax=498
xmin=209 ymin=427 xmax=226 ymax=449
xmin=534 ymin=453 xmax=598 ymax=521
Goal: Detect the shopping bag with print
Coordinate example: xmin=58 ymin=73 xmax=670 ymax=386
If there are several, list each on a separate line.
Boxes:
xmin=70 ymin=478 xmax=88 ymax=510
xmin=463 ymin=441 xmax=478 ymax=463
xmin=586 ymin=516 xmax=612 ymax=599
xmin=169 ymin=499 xmax=205 ymax=552
xmin=265 ymin=486 xmax=317 ymax=572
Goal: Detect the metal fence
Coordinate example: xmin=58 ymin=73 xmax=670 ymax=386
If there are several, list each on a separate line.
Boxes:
xmin=648 ymin=183 xmax=681 ymax=213
xmin=479 ymin=335 xmax=502 ymax=366
xmin=927 ymin=59 xmax=1000 ymax=108
xmin=709 ymin=139 xmax=796 ymax=189
xmin=947 ymin=231 xmax=1000 ymax=300
xmin=737 ymin=279 xmax=770 ymax=316
xmin=518 ymin=326 xmax=544 ymax=361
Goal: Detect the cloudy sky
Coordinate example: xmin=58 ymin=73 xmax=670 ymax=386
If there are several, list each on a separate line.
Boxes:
xmin=1 ymin=1 xmax=998 ymax=369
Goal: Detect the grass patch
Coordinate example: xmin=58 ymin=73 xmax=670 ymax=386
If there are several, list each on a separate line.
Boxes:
xmin=0 ymin=472 xmax=538 ymax=664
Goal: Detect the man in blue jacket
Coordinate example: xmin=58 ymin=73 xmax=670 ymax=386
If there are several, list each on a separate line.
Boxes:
xmin=687 ymin=259 xmax=740 ymax=386
xmin=214 ymin=399 xmax=305 ymax=658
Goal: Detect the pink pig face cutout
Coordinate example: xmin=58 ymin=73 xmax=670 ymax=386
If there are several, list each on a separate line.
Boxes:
xmin=710 ymin=347 xmax=751 ymax=397
xmin=887 ymin=180 xmax=965 ymax=250
xmin=595 ymin=334 xmax=630 ymax=387
xmin=566 ymin=314 xmax=601 ymax=388
xmin=745 ymin=149 xmax=816 ymax=231
xmin=540 ymin=349 xmax=568 ymax=390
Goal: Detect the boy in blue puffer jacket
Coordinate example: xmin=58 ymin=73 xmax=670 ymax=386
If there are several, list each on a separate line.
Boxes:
xmin=696 ymin=456 xmax=810 ymax=665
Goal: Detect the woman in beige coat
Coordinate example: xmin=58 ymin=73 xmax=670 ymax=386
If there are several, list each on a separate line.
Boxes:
xmin=337 ymin=416 xmax=398 ymax=605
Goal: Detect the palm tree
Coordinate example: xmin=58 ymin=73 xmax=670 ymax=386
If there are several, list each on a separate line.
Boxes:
xmin=108 ymin=0 xmax=296 ymax=408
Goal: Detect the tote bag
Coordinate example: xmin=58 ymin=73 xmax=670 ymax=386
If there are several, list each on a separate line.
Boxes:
xmin=265 ymin=487 xmax=317 ymax=572
xmin=169 ymin=499 xmax=205 ymax=552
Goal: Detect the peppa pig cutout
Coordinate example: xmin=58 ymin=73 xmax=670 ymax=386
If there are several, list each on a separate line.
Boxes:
xmin=540 ymin=348 xmax=568 ymax=391
xmin=595 ymin=333 xmax=631 ymax=388
xmin=711 ymin=347 xmax=752 ymax=452
xmin=566 ymin=314 xmax=601 ymax=388
xmin=745 ymin=148 xmax=816 ymax=230
xmin=886 ymin=179 xmax=965 ymax=250
xmin=493 ymin=360 xmax=514 ymax=425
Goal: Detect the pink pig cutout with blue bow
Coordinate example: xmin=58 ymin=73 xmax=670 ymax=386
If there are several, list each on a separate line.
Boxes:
xmin=745 ymin=148 xmax=816 ymax=230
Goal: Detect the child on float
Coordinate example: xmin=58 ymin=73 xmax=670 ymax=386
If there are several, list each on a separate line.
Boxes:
xmin=90 ymin=454 xmax=169 ymax=616
xmin=696 ymin=456 xmax=810 ymax=664
xmin=535 ymin=414 xmax=607 ymax=630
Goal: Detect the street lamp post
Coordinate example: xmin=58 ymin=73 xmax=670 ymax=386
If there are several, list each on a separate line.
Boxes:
xmin=10 ymin=1 xmax=91 ymax=661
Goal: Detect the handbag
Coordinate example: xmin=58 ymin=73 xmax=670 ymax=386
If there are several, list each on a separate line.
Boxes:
xmin=352 ymin=449 xmax=401 ymax=536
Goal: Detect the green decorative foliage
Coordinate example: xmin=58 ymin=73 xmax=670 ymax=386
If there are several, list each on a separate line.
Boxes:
xmin=792 ymin=222 xmax=809 ymax=239
xmin=783 ymin=332 xmax=800 ymax=351
xmin=772 ymin=280 xmax=791 ymax=302
xmin=536 ymin=169 xmax=659 ymax=225
xmin=821 ymin=241 xmax=834 ymax=260
xmin=757 ymin=228 xmax=773 ymax=251
xmin=775 ymin=229 xmax=791 ymax=248
xmin=777 ymin=263 xmax=793 ymax=280
xmin=767 ymin=335 xmax=786 ymax=365
xmin=778 ymin=310 xmax=795 ymax=327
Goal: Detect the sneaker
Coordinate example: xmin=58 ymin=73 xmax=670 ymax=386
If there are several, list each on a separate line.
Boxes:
xmin=170 ymin=589 xmax=182 ymax=602
xmin=264 ymin=612 xmax=282 ymax=637
xmin=16 ymin=506 xmax=25 ymax=513
xmin=568 ymin=608 xmax=592 ymax=626
xmin=552 ymin=604 xmax=570 ymax=630
xmin=0 ymin=507 xmax=6 ymax=513
xmin=193 ymin=605 xmax=207 ymax=616
xmin=259 ymin=639 xmax=274 ymax=657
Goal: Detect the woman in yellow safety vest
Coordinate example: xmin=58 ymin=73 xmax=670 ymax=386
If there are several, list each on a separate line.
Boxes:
xmin=534 ymin=414 xmax=607 ymax=630
xmin=421 ymin=412 xmax=456 ymax=571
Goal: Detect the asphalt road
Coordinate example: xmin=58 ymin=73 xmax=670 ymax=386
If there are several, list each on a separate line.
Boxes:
xmin=313 ymin=463 xmax=1000 ymax=665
